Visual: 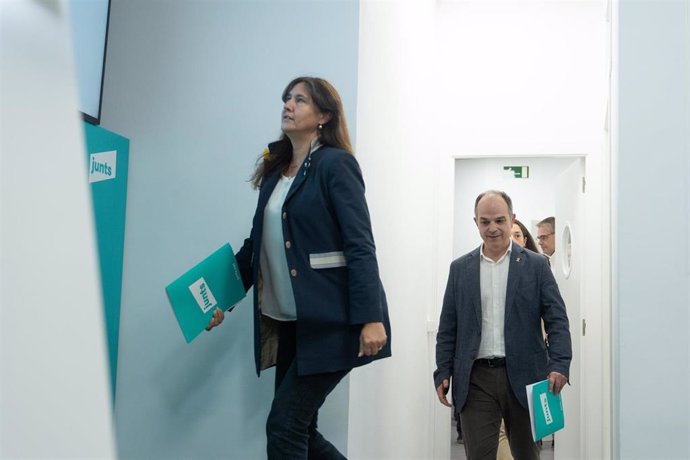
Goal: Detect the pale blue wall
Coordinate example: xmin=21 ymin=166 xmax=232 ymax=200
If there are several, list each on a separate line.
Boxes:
xmin=100 ymin=1 xmax=359 ymax=458
xmin=617 ymin=1 xmax=690 ymax=458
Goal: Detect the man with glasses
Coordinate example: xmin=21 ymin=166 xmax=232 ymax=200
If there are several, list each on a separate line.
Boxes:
xmin=536 ymin=217 xmax=556 ymax=264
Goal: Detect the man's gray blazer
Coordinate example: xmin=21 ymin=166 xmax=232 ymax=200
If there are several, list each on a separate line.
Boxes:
xmin=434 ymin=241 xmax=572 ymax=409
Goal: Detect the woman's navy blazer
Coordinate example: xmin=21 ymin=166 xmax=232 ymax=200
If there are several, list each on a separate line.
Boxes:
xmin=235 ymin=144 xmax=391 ymax=376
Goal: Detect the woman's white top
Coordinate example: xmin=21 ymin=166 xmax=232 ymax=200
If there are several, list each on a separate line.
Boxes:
xmin=260 ymin=174 xmax=297 ymax=321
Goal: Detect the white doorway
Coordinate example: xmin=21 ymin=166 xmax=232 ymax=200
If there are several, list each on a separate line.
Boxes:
xmin=447 ymin=156 xmax=587 ymax=459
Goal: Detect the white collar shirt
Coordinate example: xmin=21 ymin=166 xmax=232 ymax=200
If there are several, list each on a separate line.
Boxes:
xmin=477 ymin=243 xmax=512 ymax=359
xmin=547 ymin=250 xmax=556 ymax=273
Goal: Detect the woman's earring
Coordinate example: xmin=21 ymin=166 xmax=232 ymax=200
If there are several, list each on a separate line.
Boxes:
xmin=318 ymin=124 xmax=323 ymax=130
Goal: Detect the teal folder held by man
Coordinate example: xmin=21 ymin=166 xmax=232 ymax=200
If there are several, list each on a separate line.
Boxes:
xmin=165 ymin=243 xmax=246 ymax=343
xmin=526 ymin=379 xmax=565 ymax=441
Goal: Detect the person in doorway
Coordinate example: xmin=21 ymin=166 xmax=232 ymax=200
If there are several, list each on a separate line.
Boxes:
xmin=206 ymin=76 xmax=391 ymax=459
xmin=455 ymin=218 xmax=539 ymax=454
xmin=511 ymin=219 xmax=540 ymax=254
xmin=434 ymin=190 xmax=571 ymax=460
xmin=536 ymin=216 xmax=556 ymax=264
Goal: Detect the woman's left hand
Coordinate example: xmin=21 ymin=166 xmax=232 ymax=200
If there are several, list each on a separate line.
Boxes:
xmin=358 ymin=322 xmax=387 ymax=357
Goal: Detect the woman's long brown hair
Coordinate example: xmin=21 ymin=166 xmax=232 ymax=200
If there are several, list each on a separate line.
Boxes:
xmin=250 ymin=77 xmax=353 ymax=188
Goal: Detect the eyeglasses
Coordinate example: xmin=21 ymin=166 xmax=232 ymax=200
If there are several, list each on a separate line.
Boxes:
xmin=536 ymin=233 xmax=554 ymax=242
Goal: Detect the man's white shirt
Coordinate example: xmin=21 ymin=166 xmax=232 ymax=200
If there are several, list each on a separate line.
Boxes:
xmin=477 ymin=243 xmax=512 ymax=359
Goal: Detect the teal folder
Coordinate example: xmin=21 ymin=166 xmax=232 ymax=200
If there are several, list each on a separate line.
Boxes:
xmin=525 ymin=379 xmax=565 ymax=441
xmin=165 ymin=243 xmax=246 ymax=343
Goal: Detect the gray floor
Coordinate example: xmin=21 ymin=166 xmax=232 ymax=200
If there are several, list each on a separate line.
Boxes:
xmin=450 ymin=417 xmax=554 ymax=460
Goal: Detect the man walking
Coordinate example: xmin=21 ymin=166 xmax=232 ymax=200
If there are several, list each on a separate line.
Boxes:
xmin=434 ymin=190 xmax=571 ymax=459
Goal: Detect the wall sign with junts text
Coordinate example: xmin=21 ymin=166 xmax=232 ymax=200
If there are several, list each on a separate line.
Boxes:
xmin=83 ymin=122 xmax=129 ymax=402
xmin=89 ymin=150 xmax=117 ymax=183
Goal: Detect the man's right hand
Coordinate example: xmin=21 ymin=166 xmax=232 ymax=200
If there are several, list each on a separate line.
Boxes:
xmin=436 ymin=379 xmax=452 ymax=407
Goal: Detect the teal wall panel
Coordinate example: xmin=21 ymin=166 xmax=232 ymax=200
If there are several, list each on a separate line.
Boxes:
xmin=83 ymin=122 xmax=129 ymax=401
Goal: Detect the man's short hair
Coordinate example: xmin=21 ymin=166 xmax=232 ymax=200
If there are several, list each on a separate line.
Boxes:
xmin=474 ymin=190 xmax=513 ymax=216
xmin=537 ymin=216 xmax=555 ymax=233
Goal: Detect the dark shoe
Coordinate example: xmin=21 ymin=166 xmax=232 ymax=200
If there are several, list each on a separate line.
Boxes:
xmin=456 ymin=433 xmax=464 ymax=444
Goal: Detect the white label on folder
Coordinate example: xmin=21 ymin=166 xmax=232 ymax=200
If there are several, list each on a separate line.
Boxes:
xmin=540 ymin=393 xmax=553 ymax=425
xmin=89 ymin=150 xmax=117 ymax=183
xmin=189 ymin=277 xmax=217 ymax=313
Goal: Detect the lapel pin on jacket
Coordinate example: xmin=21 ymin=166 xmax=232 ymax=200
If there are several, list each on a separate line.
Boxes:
xmin=303 ymin=137 xmax=321 ymax=176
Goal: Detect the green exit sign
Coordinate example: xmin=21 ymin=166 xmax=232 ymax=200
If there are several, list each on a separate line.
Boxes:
xmin=504 ymin=166 xmax=530 ymax=178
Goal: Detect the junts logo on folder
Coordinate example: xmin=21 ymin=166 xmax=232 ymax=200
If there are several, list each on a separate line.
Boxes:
xmin=539 ymin=393 xmax=553 ymax=425
xmin=189 ymin=277 xmax=217 ymax=313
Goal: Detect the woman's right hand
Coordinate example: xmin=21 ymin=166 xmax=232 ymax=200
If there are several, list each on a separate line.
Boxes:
xmin=205 ymin=308 xmax=225 ymax=331
xmin=357 ymin=321 xmax=387 ymax=357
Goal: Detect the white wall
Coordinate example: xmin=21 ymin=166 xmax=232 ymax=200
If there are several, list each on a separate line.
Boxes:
xmin=101 ymin=0 xmax=360 ymax=458
xmin=351 ymin=1 xmax=438 ymax=458
xmin=434 ymin=1 xmax=606 ymax=155
xmin=353 ymin=1 xmax=608 ymax=458
xmin=614 ymin=1 xmax=690 ymax=458
xmin=0 ymin=0 xmax=116 ymax=457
